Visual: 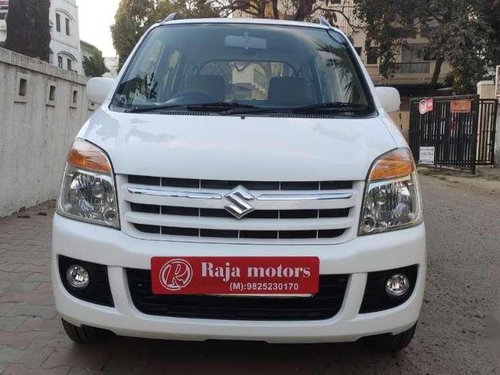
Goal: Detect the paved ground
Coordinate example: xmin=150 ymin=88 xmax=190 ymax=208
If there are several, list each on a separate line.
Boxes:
xmin=0 ymin=174 xmax=499 ymax=374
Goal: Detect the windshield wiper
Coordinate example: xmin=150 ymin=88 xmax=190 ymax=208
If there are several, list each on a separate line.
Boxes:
xmin=124 ymin=103 xmax=188 ymax=113
xmin=291 ymin=102 xmax=375 ymax=114
xmin=123 ymin=101 xmax=374 ymax=116
xmin=124 ymin=102 xmax=259 ymax=114
xmin=219 ymin=106 xmax=287 ymax=116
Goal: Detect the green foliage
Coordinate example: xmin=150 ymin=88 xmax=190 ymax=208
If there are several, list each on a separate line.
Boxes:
xmin=209 ymin=0 xmax=338 ymax=21
xmin=354 ymin=0 xmax=419 ymax=78
xmin=483 ymin=0 xmax=500 ymax=67
xmin=83 ymin=49 xmax=110 ymax=78
xmin=111 ymin=0 xmax=219 ymax=67
xmin=112 ymin=0 xmax=500 ymax=94
xmin=5 ymin=0 xmax=51 ymax=62
xmin=354 ymin=0 xmax=497 ymax=93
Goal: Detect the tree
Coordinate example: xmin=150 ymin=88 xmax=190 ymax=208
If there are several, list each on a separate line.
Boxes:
xmin=209 ymin=0 xmax=352 ymax=21
xmin=112 ymin=0 xmax=219 ymax=68
xmin=354 ymin=0 xmax=494 ymax=93
xmin=354 ymin=0 xmax=419 ymax=78
xmin=5 ymin=0 xmax=51 ymax=61
xmin=83 ymin=49 xmax=110 ymax=78
xmin=421 ymin=0 xmax=491 ymax=93
xmin=482 ymin=0 xmax=500 ymax=68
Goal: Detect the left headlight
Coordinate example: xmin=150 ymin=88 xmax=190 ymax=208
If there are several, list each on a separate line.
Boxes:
xmin=359 ymin=148 xmax=423 ymax=235
xmin=57 ymin=139 xmax=120 ymax=228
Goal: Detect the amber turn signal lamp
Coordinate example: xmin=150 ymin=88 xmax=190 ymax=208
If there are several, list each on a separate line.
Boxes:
xmin=67 ymin=139 xmax=112 ymax=173
xmin=369 ymin=148 xmax=415 ymax=181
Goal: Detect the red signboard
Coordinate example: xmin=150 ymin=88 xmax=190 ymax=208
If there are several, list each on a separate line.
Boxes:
xmin=151 ymin=257 xmax=320 ymax=295
xmin=419 ymin=98 xmax=434 ymax=115
xmin=450 ymin=99 xmax=472 ymax=113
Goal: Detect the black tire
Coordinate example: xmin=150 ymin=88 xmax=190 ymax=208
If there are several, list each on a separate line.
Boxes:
xmin=366 ymin=323 xmax=417 ymax=353
xmin=62 ymin=319 xmax=107 ymax=344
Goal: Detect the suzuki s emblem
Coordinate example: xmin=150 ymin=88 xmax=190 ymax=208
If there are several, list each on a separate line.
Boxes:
xmin=224 ymin=186 xmax=255 ymax=219
xmin=159 ymin=259 xmax=193 ymax=291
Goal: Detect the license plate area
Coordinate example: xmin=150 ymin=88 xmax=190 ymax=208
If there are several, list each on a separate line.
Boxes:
xmin=151 ymin=257 xmax=319 ymax=296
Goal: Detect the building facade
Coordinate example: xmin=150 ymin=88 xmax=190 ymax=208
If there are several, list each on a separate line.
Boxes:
xmin=0 ymin=0 xmax=82 ymax=74
xmin=0 ymin=0 xmax=7 ymax=42
xmin=233 ymin=0 xmax=452 ymax=86
xmin=327 ymin=1 xmax=452 ymax=86
xmin=49 ymin=0 xmax=83 ymax=74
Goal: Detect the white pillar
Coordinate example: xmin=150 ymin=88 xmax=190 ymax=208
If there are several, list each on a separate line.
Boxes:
xmin=495 ymin=106 xmax=500 ymax=167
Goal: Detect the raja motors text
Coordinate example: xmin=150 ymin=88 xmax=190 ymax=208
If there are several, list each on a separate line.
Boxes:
xmin=201 ymin=262 xmax=312 ymax=283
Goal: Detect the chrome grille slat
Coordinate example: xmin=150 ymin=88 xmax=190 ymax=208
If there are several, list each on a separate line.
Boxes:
xmin=128 ymin=175 xmax=353 ymax=191
xmin=125 ymin=211 xmax=354 ymax=231
xmin=129 ymin=203 xmax=350 ymax=219
xmin=132 ymin=224 xmax=345 ymax=240
xmin=120 ymin=175 xmax=362 ymax=244
xmin=123 ymin=185 xmax=357 ymax=210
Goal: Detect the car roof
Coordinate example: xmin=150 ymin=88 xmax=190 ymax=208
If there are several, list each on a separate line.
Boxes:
xmin=162 ymin=17 xmax=342 ymax=33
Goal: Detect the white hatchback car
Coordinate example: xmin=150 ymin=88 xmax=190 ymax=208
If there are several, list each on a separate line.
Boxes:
xmin=52 ymin=16 xmax=426 ymax=352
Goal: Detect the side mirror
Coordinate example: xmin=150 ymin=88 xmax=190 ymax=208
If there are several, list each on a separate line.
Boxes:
xmin=86 ymin=78 xmax=114 ymax=105
xmin=375 ymin=87 xmax=401 ymax=113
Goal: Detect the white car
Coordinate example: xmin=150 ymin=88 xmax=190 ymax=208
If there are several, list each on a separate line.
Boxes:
xmin=52 ymin=16 xmax=426 ymax=352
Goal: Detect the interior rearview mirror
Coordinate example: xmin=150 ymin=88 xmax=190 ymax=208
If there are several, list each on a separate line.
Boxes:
xmin=375 ymin=87 xmax=401 ymax=113
xmin=225 ymin=35 xmax=267 ymax=50
xmin=86 ymin=78 xmax=114 ymax=105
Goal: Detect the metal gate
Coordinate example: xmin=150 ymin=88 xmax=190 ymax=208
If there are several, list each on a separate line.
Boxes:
xmin=409 ymin=95 xmax=498 ymax=174
xmin=477 ymin=99 xmax=498 ymax=164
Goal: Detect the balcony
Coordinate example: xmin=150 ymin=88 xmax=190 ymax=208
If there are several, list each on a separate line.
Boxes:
xmin=393 ymin=62 xmax=431 ymax=74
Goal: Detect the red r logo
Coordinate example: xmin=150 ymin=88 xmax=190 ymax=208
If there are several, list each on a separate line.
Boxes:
xmin=159 ymin=259 xmax=193 ymax=291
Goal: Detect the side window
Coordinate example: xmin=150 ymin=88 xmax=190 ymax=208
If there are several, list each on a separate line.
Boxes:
xmin=116 ymin=39 xmax=165 ymax=105
xmin=315 ymin=46 xmax=366 ymax=104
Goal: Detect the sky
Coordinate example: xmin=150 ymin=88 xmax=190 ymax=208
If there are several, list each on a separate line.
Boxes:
xmin=77 ymin=0 xmax=120 ymax=57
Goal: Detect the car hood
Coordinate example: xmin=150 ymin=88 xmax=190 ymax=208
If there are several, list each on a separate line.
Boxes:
xmin=81 ymin=108 xmax=397 ymax=181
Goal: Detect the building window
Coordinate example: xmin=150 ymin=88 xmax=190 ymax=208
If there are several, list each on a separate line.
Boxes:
xmin=58 ymin=56 xmax=63 ymax=68
xmin=56 ymin=13 xmax=61 ymax=32
xmin=18 ymin=78 xmax=27 ymax=97
xmin=49 ymin=85 xmax=56 ymax=102
xmin=354 ymin=47 xmax=362 ymax=56
xmin=65 ymin=18 xmax=70 ymax=36
xmin=67 ymin=59 xmax=72 ymax=71
xmin=367 ymin=47 xmax=378 ymax=65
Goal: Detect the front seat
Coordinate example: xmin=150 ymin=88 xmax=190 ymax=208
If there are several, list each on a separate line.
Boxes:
xmin=268 ymin=77 xmax=312 ymax=107
xmin=184 ymin=74 xmax=225 ymax=102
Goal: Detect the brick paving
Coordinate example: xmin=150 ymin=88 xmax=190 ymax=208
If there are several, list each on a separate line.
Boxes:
xmin=0 ymin=202 xmax=92 ymax=374
xmin=0 ymin=202 xmax=119 ymax=374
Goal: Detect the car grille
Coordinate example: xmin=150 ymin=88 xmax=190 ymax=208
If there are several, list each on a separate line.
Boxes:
xmin=119 ymin=175 xmax=362 ymax=244
xmin=127 ymin=268 xmax=349 ymax=321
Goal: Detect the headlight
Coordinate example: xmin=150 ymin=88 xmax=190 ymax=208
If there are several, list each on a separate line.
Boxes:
xmin=57 ymin=139 xmax=119 ymax=228
xmin=359 ymin=148 xmax=422 ymax=235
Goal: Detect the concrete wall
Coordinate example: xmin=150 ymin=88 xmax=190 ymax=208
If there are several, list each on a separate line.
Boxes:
xmin=0 ymin=47 xmax=93 ymax=217
xmin=477 ymin=80 xmax=495 ymax=99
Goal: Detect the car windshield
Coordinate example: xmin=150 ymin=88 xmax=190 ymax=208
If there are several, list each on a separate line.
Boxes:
xmin=111 ymin=23 xmax=374 ymax=115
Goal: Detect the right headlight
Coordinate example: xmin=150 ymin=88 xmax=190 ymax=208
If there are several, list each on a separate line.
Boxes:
xmin=57 ymin=139 xmax=120 ymax=228
xmin=359 ymin=148 xmax=423 ymax=235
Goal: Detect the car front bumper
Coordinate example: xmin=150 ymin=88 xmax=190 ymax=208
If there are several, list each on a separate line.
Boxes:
xmin=52 ymin=214 xmax=426 ymax=344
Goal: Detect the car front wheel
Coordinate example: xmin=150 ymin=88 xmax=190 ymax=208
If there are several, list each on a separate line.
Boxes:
xmin=365 ymin=323 xmax=417 ymax=352
xmin=61 ymin=319 xmax=108 ymax=344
